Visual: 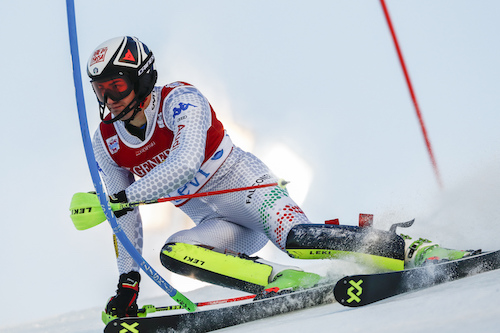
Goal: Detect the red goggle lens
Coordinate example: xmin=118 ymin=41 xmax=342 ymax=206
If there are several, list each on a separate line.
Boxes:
xmin=91 ymin=77 xmax=133 ymax=102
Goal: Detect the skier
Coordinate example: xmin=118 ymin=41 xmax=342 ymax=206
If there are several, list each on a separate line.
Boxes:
xmin=87 ymin=36 xmax=478 ymax=319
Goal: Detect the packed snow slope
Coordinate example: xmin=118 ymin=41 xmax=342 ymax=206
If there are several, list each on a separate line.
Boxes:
xmin=4 ymin=153 xmax=500 ymax=333
xmin=4 ymin=161 xmax=500 ymax=333
xmin=3 ymin=266 xmax=500 ymax=333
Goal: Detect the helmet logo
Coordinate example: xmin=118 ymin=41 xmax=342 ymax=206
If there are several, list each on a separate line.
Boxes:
xmin=138 ymin=54 xmax=155 ymax=76
xmin=118 ymin=45 xmax=139 ymax=66
xmin=121 ymin=49 xmax=136 ymax=63
xmin=90 ymin=47 xmax=108 ymax=66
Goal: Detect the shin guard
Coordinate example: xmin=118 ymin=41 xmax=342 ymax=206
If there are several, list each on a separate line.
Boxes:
xmin=160 ymin=243 xmax=273 ymax=294
xmin=286 ymin=224 xmax=406 ymax=271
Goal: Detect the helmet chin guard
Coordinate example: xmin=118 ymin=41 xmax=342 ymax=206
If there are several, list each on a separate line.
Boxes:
xmin=87 ymin=36 xmax=157 ymax=124
xmin=98 ymin=96 xmax=140 ymax=125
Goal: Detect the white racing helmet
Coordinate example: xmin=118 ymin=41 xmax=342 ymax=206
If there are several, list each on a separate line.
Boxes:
xmin=87 ymin=36 xmax=157 ymax=124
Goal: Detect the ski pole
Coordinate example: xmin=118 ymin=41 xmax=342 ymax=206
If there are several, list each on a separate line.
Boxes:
xmin=132 ymin=179 xmax=288 ymax=207
xmin=66 ymin=0 xmax=196 ymax=313
xmin=70 ymin=179 xmax=289 ymax=230
xmin=137 ymin=288 xmax=280 ymax=316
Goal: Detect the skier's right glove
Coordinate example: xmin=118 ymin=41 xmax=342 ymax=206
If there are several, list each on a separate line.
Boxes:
xmin=105 ymin=271 xmax=141 ymax=318
xmin=110 ymin=190 xmax=133 ymax=218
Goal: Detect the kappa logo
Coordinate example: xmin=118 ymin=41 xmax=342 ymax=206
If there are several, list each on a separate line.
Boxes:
xmin=172 ymin=103 xmax=197 ymax=118
xmin=119 ymin=322 xmax=139 ymax=333
xmin=90 ymin=47 xmax=107 ymax=66
xmin=106 ymin=135 xmax=120 ymax=154
xmin=346 ymin=279 xmax=363 ymax=303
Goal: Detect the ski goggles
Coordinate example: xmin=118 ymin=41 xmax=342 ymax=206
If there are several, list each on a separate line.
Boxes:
xmin=91 ymin=76 xmax=134 ymax=103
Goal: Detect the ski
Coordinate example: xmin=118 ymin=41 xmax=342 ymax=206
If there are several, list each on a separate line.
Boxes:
xmin=104 ymin=282 xmax=336 ymax=333
xmin=334 ymin=249 xmax=500 ymax=307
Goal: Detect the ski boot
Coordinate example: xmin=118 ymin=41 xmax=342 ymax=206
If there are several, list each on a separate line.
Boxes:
xmin=258 ymin=269 xmax=321 ymax=298
xmin=102 ymin=271 xmax=141 ymax=324
xmin=402 ymin=235 xmax=481 ymax=268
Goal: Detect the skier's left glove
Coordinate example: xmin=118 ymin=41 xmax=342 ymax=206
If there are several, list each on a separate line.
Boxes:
xmin=105 ymin=271 xmax=141 ymax=318
xmin=110 ymin=190 xmax=133 ymax=217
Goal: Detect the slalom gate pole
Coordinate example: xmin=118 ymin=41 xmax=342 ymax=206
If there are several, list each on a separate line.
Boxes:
xmin=379 ymin=0 xmax=443 ymax=189
xmin=65 ymin=0 xmax=196 ymax=312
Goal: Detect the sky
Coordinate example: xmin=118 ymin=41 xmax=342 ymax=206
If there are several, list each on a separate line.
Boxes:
xmin=1 ymin=0 xmax=500 ymax=329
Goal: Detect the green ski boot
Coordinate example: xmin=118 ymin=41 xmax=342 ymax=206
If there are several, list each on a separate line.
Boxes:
xmin=263 ymin=269 xmax=321 ymax=296
xmin=402 ymin=235 xmax=481 ymax=268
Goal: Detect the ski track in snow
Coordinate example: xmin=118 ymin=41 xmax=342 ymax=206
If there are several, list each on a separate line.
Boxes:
xmin=2 ymin=267 xmax=500 ymax=333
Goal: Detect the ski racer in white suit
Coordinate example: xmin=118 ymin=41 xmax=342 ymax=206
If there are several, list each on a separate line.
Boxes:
xmin=86 ymin=36 xmax=478 ymax=319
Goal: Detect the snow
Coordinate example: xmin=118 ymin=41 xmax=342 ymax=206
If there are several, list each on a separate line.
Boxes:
xmin=233 ymin=269 xmax=500 ymax=333
xmin=3 ymin=264 xmax=500 ymax=333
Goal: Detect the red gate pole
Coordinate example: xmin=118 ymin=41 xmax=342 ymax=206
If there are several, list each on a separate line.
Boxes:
xmin=380 ymin=0 xmax=443 ymax=189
